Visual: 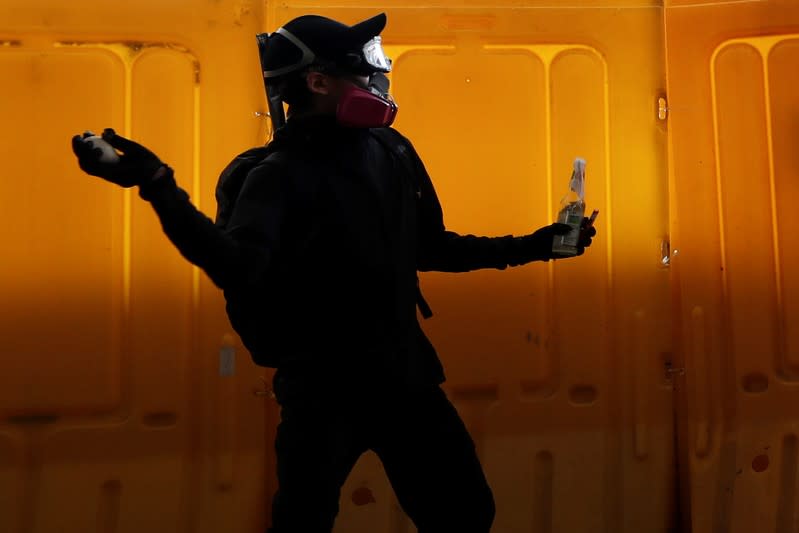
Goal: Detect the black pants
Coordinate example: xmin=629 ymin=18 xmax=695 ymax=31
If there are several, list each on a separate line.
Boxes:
xmin=267 ymin=376 xmax=495 ymax=532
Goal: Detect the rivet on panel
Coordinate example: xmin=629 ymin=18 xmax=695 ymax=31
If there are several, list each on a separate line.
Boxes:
xmin=568 ymin=385 xmax=598 ymax=405
xmin=752 ymin=454 xmax=770 ymax=472
xmin=351 ymin=487 xmax=376 ymax=506
xmin=661 ymin=239 xmax=671 ymax=267
xmin=525 ymin=331 xmax=542 ymax=346
xmin=657 ymin=96 xmax=668 ymax=120
xmin=125 ymin=41 xmax=144 ymax=53
xmin=742 ymin=373 xmax=769 ymax=394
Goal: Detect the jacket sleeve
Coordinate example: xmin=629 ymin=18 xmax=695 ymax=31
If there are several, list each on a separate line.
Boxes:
xmin=137 ymin=161 xmax=285 ymax=291
xmin=405 ymin=140 xmax=532 ymax=273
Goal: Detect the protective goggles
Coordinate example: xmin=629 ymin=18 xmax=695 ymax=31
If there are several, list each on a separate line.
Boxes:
xmin=360 ymin=36 xmax=392 ymax=73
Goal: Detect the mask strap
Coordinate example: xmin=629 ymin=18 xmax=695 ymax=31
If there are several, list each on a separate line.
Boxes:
xmin=262 ymin=28 xmax=317 ymax=78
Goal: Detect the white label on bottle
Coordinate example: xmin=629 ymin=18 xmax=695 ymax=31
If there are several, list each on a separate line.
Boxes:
xmin=562 ymin=214 xmax=582 ymax=247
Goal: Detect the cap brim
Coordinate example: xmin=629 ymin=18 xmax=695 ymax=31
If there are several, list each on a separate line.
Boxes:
xmin=348 ymin=13 xmax=387 ymax=44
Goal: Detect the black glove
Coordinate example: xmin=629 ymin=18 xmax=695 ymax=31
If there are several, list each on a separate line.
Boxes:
xmin=71 ymin=128 xmax=166 ymax=188
xmin=508 ymin=218 xmax=598 ymax=265
xmin=507 ymin=223 xmax=572 ymax=265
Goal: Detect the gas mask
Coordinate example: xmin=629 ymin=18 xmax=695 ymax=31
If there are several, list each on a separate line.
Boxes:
xmin=336 ymin=72 xmax=397 ymax=129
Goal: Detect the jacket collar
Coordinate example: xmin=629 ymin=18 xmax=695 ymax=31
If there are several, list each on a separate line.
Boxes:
xmin=274 ymin=113 xmax=367 ymax=146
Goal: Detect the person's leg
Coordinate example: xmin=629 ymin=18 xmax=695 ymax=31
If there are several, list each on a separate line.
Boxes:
xmin=267 ymin=380 xmax=367 ymax=533
xmin=371 ymin=385 xmax=495 ymax=532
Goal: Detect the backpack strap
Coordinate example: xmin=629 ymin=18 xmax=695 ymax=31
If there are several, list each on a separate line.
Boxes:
xmin=415 ymin=278 xmax=433 ymax=319
xmin=368 ymin=128 xmax=433 ymax=320
xmin=369 ymin=128 xmax=422 ymax=198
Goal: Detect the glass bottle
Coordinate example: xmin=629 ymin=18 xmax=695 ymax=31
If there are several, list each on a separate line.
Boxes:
xmin=552 ymin=158 xmax=586 ymax=257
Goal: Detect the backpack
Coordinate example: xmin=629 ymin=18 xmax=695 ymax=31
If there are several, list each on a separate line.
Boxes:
xmin=369 ymin=128 xmax=433 ymax=319
xmin=214 ymin=142 xmax=286 ymax=230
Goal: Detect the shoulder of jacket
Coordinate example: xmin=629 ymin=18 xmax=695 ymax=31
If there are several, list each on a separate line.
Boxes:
xmin=370 ymin=126 xmax=406 ymax=142
xmin=230 ymin=145 xmax=272 ymax=163
xmin=238 ymin=142 xmax=291 ymax=163
xmin=369 ymin=127 xmax=415 ymax=156
xmin=223 ymin=143 xmax=295 ymax=178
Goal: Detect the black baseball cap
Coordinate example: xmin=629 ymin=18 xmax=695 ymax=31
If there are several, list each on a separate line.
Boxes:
xmin=260 ymin=13 xmax=387 ymax=79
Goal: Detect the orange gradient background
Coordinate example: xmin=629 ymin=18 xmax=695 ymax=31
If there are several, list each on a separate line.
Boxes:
xmin=0 ymin=1 xmax=797 ymax=532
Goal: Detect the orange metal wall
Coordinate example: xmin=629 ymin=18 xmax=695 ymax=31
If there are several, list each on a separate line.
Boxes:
xmin=0 ymin=1 xmax=270 ymax=532
xmin=0 ymin=0 xmax=796 ymax=532
xmin=666 ymin=1 xmax=799 ymax=532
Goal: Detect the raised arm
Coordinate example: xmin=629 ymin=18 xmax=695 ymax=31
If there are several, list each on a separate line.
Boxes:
xmin=72 ymin=128 xmax=284 ymax=291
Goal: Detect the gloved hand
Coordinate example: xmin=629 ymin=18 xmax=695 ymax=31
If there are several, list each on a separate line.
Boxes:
xmin=507 ymin=223 xmax=571 ymax=265
xmin=71 ymin=128 xmax=166 ymax=188
xmin=508 ymin=218 xmax=597 ymax=265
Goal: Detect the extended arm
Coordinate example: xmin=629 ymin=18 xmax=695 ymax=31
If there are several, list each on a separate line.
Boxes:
xmin=403 ymin=139 xmax=572 ymax=272
xmin=72 ymin=129 xmax=284 ymax=291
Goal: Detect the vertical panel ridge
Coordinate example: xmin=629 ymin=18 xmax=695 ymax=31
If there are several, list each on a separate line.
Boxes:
xmin=532 ymin=451 xmax=554 ymax=533
xmin=776 ymin=434 xmax=798 ymax=533
xmin=97 ymin=480 xmax=122 ymax=533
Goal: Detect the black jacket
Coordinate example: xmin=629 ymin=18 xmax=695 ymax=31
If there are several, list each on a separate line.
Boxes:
xmin=140 ymin=114 xmax=531 ymax=389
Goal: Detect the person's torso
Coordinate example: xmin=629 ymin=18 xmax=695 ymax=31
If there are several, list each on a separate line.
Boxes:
xmin=243 ymin=120 xmax=436 ymax=383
